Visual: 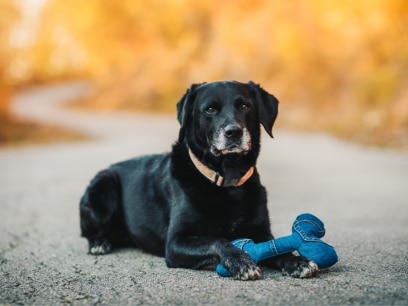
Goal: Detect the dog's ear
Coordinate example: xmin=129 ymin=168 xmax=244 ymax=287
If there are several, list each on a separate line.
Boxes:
xmin=248 ymin=81 xmax=279 ymax=138
xmin=176 ymin=83 xmax=205 ymax=141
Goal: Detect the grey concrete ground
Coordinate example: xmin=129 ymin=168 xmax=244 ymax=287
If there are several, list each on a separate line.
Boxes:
xmin=1 ymin=82 xmax=407 ymax=305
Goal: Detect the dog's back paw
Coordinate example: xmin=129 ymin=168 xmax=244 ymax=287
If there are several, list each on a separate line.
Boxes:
xmin=88 ymin=239 xmax=112 ymax=255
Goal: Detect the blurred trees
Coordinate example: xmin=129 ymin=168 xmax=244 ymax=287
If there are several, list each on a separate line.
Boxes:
xmin=0 ymin=0 xmax=21 ymax=119
xmin=0 ymin=0 xmax=87 ymax=145
xmin=2 ymin=0 xmax=408 ymax=148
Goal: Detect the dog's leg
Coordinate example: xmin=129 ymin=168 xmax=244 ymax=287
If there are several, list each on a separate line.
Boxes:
xmin=80 ymin=169 xmax=128 ymax=255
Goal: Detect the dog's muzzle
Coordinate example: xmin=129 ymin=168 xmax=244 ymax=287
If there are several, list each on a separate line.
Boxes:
xmin=211 ymin=124 xmax=252 ymax=156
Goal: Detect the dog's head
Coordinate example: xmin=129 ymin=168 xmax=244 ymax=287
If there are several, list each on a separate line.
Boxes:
xmin=177 ymin=81 xmax=278 ymax=159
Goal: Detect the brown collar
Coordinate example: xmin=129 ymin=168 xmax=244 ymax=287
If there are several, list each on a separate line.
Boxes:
xmin=188 ymin=149 xmax=254 ymax=187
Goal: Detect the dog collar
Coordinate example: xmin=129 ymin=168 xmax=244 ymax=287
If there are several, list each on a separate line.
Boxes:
xmin=188 ymin=149 xmax=254 ymax=187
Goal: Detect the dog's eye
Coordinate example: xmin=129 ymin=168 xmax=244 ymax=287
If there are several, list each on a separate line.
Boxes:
xmin=205 ymin=106 xmax=217 ymax=114
xmin=240 ymin=104 xmax=250 ymax=111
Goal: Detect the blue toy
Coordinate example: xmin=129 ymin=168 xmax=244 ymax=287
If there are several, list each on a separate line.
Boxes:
xmin=216 ymin=213 xmax=338 ymax=277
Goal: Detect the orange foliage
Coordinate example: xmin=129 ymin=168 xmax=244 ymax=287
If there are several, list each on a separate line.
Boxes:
xmin=2 ymin=0 xmax=408 ymax=148
xmin=0 ymin=0 xmax=21 ymax=117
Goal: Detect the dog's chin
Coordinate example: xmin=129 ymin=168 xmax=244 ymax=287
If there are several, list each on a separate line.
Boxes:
xmin=211 ymin=146 xmax=249 ymax=156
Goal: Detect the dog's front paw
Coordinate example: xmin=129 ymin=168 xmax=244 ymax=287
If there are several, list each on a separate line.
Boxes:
xmin=281 ymin=256 xmax=319 ymax=278
xmin=88 ymin=239 xmax=111 ymax=255
xmin=223 ymin=252 xmax=261 ymax=281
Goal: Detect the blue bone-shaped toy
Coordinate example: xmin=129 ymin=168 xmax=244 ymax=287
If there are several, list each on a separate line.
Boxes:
xmin=216 ymin=213 xmax=338 ymax=277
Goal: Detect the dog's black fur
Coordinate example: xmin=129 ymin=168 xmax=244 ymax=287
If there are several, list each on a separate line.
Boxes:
xmin=80 ymin=81 xmax=317 ymax=280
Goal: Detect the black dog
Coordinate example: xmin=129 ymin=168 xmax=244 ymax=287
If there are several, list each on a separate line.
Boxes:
xmin=80 ymin=81 xmax=318 ymax=280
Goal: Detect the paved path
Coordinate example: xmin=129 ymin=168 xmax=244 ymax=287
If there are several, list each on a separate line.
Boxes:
xmin=1 ymin=82 xmax=407 ymax=305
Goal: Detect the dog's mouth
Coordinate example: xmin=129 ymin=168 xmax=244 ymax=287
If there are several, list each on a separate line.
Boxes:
xmin=211 ymin=146 xmax=250 ymax=156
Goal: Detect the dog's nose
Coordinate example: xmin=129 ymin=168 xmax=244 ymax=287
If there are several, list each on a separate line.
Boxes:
xmin=224 ymin=124 xmax=243 ymax=139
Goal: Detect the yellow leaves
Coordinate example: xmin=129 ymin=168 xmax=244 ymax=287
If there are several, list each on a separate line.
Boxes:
xmin=1 ymin=0 xmax=408 ymax=148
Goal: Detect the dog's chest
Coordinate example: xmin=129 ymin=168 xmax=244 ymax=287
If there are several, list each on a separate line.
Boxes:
xmin=204 ymin=211 xmax=247 ymax=237
xmin=191 ymin=188 xmax=255 ymax=237
xmin=224 ymin=219 xmax=244 ymax=235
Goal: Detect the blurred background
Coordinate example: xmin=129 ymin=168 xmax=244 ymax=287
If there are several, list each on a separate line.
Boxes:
xmin=1 ymin=0 xmax=407 ymax=149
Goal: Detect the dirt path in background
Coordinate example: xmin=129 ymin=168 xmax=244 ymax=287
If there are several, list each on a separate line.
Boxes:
xmin=1 ymin=82 xmax=407 ymax=305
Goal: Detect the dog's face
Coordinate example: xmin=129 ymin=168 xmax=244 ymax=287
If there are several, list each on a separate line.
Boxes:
xmin=177 ymin=81 xmax=279 ymax=159
xmin=194 ymin=82 xmax=257 ymax=156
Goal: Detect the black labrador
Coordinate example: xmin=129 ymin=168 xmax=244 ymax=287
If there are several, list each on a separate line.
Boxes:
xmin=79 ymin=81 xmax=318 ymax=280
